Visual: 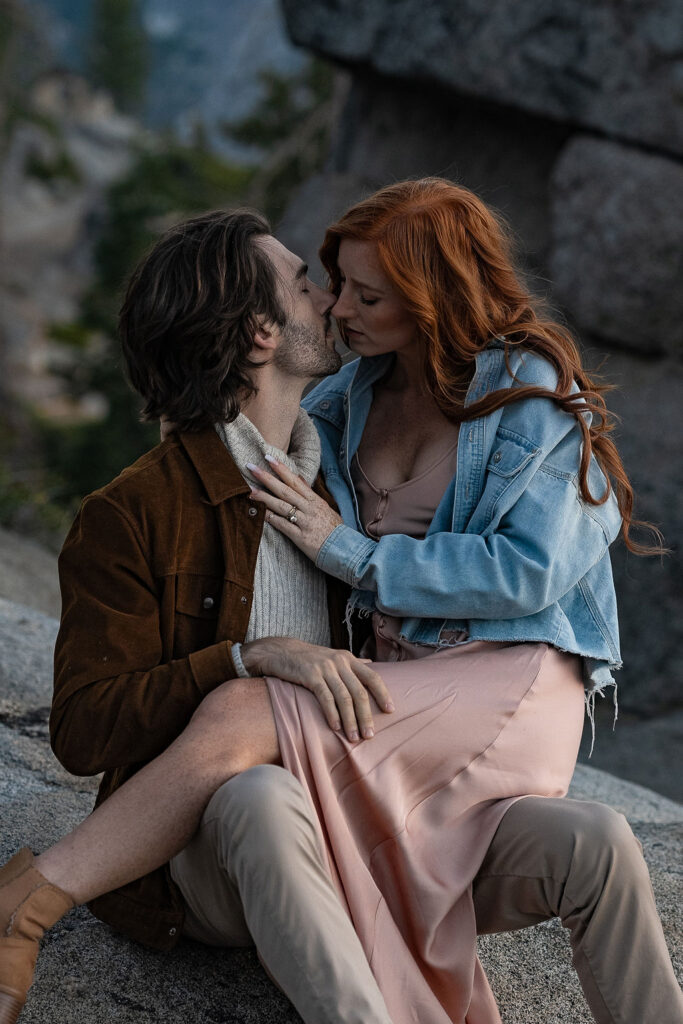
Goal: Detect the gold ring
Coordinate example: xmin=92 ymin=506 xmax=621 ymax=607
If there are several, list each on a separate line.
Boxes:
xmin=286 ymin=505 xmax=298 ymax=523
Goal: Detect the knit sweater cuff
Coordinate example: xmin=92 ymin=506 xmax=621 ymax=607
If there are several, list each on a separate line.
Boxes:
xmin=229 ymin=642 xmax=251 ymax=678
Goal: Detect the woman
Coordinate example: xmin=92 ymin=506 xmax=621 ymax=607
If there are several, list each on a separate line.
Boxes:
xmin=0 ymin=180 xmax=677 ymax=1024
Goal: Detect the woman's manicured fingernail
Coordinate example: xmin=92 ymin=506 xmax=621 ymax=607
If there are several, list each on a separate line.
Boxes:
xmin=246 ymin=462 xmax=260 ymax=472
xmin=385 ymin=701 xmax=395 ymax=712
xmin=333 ymin=721 xmax=342 ymax=731
xmin=264 ymin=454 xmax=279 ymax=465
xmin=349 ymin=730 xmax=359 ymax=742
xmin=363 ymin=727 xmax=374 ymax=739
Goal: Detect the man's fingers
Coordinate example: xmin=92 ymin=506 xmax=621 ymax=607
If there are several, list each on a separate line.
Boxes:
xmin=310 ymin=680 xmax=342 ymax=732
xmin=325 ymin=677 xmax=364 ymax=741
xmin=356 ymin=662 xmax=395 ymax=713
xmin=338 ymin=667 xmax=376 ymax=739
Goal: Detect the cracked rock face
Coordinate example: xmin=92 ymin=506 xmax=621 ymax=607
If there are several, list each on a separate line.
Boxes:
xmin=551 ymin=138 xmax=683 ymax=357
xmin=1 ymin=600 xmax=681 ymax=1021
xmin=282 ymin=0 xmax=683 ymax=157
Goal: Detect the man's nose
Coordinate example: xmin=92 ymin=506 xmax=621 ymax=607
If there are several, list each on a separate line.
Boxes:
xmin=313 ymin=281 xmax=335 ymax=314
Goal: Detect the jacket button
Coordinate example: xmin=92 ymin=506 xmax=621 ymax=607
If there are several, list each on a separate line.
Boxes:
xmin=493 ymin=451 xmax=502 ymax=463
xmin=248 ymin=506 xmax=258 ymax=516
xmin=202 ymin=596 xmax=215 ymax=610
xmin=319 ymin=400 xmax=330 ymax=410
xmin=240 ymin=596 xmax=248 ymax=605
xmin=169 ymin=927 xmax=177 ymax=936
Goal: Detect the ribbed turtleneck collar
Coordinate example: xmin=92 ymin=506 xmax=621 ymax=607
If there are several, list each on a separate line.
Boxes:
xmin=215 ymin=408 xmax=321 ymax=488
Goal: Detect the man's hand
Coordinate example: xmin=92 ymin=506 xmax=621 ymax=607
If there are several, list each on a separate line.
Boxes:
xmin=240 ymin=637 xmax=394 ymax=742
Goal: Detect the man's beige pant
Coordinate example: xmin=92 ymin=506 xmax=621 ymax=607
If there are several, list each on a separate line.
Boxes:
xmin=170 ymin=765 xmax=683 ymax=1024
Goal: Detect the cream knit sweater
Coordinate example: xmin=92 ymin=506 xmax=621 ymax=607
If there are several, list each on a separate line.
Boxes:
xmin=215 ymin=410 xmax=331 ymax=668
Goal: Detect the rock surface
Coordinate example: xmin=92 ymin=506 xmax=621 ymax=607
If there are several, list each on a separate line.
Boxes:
xmin=0 ymin=526 xmax=61 ymax=620
xmin=551 ymin=138 xmax=683 ymax=356
xmin=282 ymin=0 xmax=683 ymax=157
xmin=0 ymin=598 xmax=680 ymax=1022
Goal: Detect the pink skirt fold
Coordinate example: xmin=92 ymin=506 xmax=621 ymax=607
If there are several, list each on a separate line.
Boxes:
xmin=266 ymin=639 xmax=585 ymax=1024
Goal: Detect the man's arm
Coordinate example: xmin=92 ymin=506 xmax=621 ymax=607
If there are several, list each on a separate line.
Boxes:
xmin=50 ymin=493 xmax=238 ymax=776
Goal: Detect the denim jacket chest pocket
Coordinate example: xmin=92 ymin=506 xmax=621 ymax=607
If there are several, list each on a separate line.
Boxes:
xmin=475 ymin=434 xmax=541 ymax=530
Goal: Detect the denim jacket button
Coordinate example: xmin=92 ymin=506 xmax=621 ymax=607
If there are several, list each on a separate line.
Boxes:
xmin=319 ymin=400 xmax=330 ymax=410
xmin=493 ymin=451 xmax=502 ymax=463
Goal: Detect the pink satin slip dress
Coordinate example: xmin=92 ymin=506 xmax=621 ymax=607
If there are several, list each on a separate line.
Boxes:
xmin=266 ymin=439 xmax=585 ymax=1024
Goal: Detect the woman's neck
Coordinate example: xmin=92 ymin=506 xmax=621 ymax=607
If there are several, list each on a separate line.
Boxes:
xmin=381 ymin=347 xmax=429 ymax=398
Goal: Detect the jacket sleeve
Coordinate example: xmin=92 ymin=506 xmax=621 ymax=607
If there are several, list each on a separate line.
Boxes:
xmin=316 ymin=460 xmax=621 ymax=621
xmin=50 ymin=494 xmax=238 ymax=776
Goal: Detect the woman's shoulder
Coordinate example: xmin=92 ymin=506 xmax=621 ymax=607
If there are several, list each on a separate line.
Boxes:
xmin=302 ymin=358 xmax=361 ymax=416
xmin=490 ymin=345 xmax=581 ymax=454
xmin=498 ymin=344 xmax=561 ymax=393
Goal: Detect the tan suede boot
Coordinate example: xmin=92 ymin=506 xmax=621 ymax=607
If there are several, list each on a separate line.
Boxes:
xmin=0 ymin=848 xmax=74 ymax=1024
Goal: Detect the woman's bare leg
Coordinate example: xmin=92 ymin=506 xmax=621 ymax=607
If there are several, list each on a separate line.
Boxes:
xmin=32 ymin=678 xmax=279 ymax=904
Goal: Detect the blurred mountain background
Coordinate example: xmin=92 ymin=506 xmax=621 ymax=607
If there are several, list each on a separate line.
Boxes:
xmin=0 ymin=0 xmax=681 ymax=798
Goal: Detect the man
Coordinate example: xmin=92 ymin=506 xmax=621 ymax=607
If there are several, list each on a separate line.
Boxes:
xmin=1 ymin=210 xmax=678 ymax=1024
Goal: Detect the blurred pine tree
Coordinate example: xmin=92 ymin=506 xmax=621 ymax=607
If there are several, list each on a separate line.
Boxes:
xmin=88 ymin=0 xmax=148 ymax=114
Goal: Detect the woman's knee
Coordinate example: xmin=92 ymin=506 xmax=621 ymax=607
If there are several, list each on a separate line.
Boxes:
xmin=189 ymin=677 xmax=255 ymax=728
xmin=185 ymin=677 xmax=278 ymax=770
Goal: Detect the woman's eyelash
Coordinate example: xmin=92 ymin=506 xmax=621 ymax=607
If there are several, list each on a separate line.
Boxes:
xmin=339 ymin=278 xmax=378 ymax=306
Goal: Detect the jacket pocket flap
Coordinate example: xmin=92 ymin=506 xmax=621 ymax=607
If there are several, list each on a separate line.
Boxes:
xmin=487 ymin=438 xmax=537 ymax=478
xmin=175 ymin=573 xmax=222 ymax=618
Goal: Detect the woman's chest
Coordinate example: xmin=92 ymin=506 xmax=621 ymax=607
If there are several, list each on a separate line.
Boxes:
xmin=356 ymin=393 xmax=461 ymax=489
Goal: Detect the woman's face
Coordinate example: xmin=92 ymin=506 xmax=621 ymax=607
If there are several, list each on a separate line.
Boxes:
xmin=331 ymin=239 xmax=418 ymax=357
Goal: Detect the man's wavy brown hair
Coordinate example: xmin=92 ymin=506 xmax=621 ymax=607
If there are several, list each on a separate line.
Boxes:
xmin=320 ymin=177 xmax=663 ymax=554
xmin=119 ymin=209 xmax=285 ymax=431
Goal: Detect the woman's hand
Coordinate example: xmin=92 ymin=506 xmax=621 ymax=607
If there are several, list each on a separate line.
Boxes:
xmin=239 ymin=636 xmax=394 ymax=741
xmin=247 ymin=456 xmax=343 ymax=562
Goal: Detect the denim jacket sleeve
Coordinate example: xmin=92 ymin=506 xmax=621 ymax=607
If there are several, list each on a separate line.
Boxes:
xmin=315 ymin=427 xmax=622 ymax=621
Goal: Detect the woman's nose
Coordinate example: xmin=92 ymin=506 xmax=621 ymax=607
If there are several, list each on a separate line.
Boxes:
xmin=330 ymin=290 xmax=352 ymax=319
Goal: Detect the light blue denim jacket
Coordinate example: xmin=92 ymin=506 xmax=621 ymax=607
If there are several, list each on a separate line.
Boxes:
xmin=302 ymin=340 xmax=623 ymax=696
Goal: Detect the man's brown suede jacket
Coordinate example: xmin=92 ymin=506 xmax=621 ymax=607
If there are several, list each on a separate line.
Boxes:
xmin=50 ymin=426 xmax=349 ymax=951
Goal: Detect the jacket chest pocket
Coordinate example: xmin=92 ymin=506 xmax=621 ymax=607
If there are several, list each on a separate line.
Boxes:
xmin=480 ymin=435 xmax=539 ymax=526
xmin=173 ymin=572 xmax=222 ymax=657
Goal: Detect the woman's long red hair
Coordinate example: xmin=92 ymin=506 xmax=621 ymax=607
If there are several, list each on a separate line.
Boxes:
xmin=320 ymin=177 xmax=663 ymax=554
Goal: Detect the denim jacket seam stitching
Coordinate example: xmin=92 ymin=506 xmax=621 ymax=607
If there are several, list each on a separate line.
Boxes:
xmin=577 ymin=577 xmax=619 ymax=660
xmin=537 ymin=462 xmax=576 ymax=482
xmin=576 ymin=496 xmax=613 ymax=544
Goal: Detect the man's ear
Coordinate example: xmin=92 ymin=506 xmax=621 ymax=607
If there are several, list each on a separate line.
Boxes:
xmin=252 ymin=319 xmax=279 ymax=359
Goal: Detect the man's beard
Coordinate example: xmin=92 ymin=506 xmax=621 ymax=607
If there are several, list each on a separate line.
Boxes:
xmin=273 ymin=318 xmax=342 ymax=379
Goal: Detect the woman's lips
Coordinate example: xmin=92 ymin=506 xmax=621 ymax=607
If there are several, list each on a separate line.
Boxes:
xmin=346 ymin=328 xmax=364 ymax=338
